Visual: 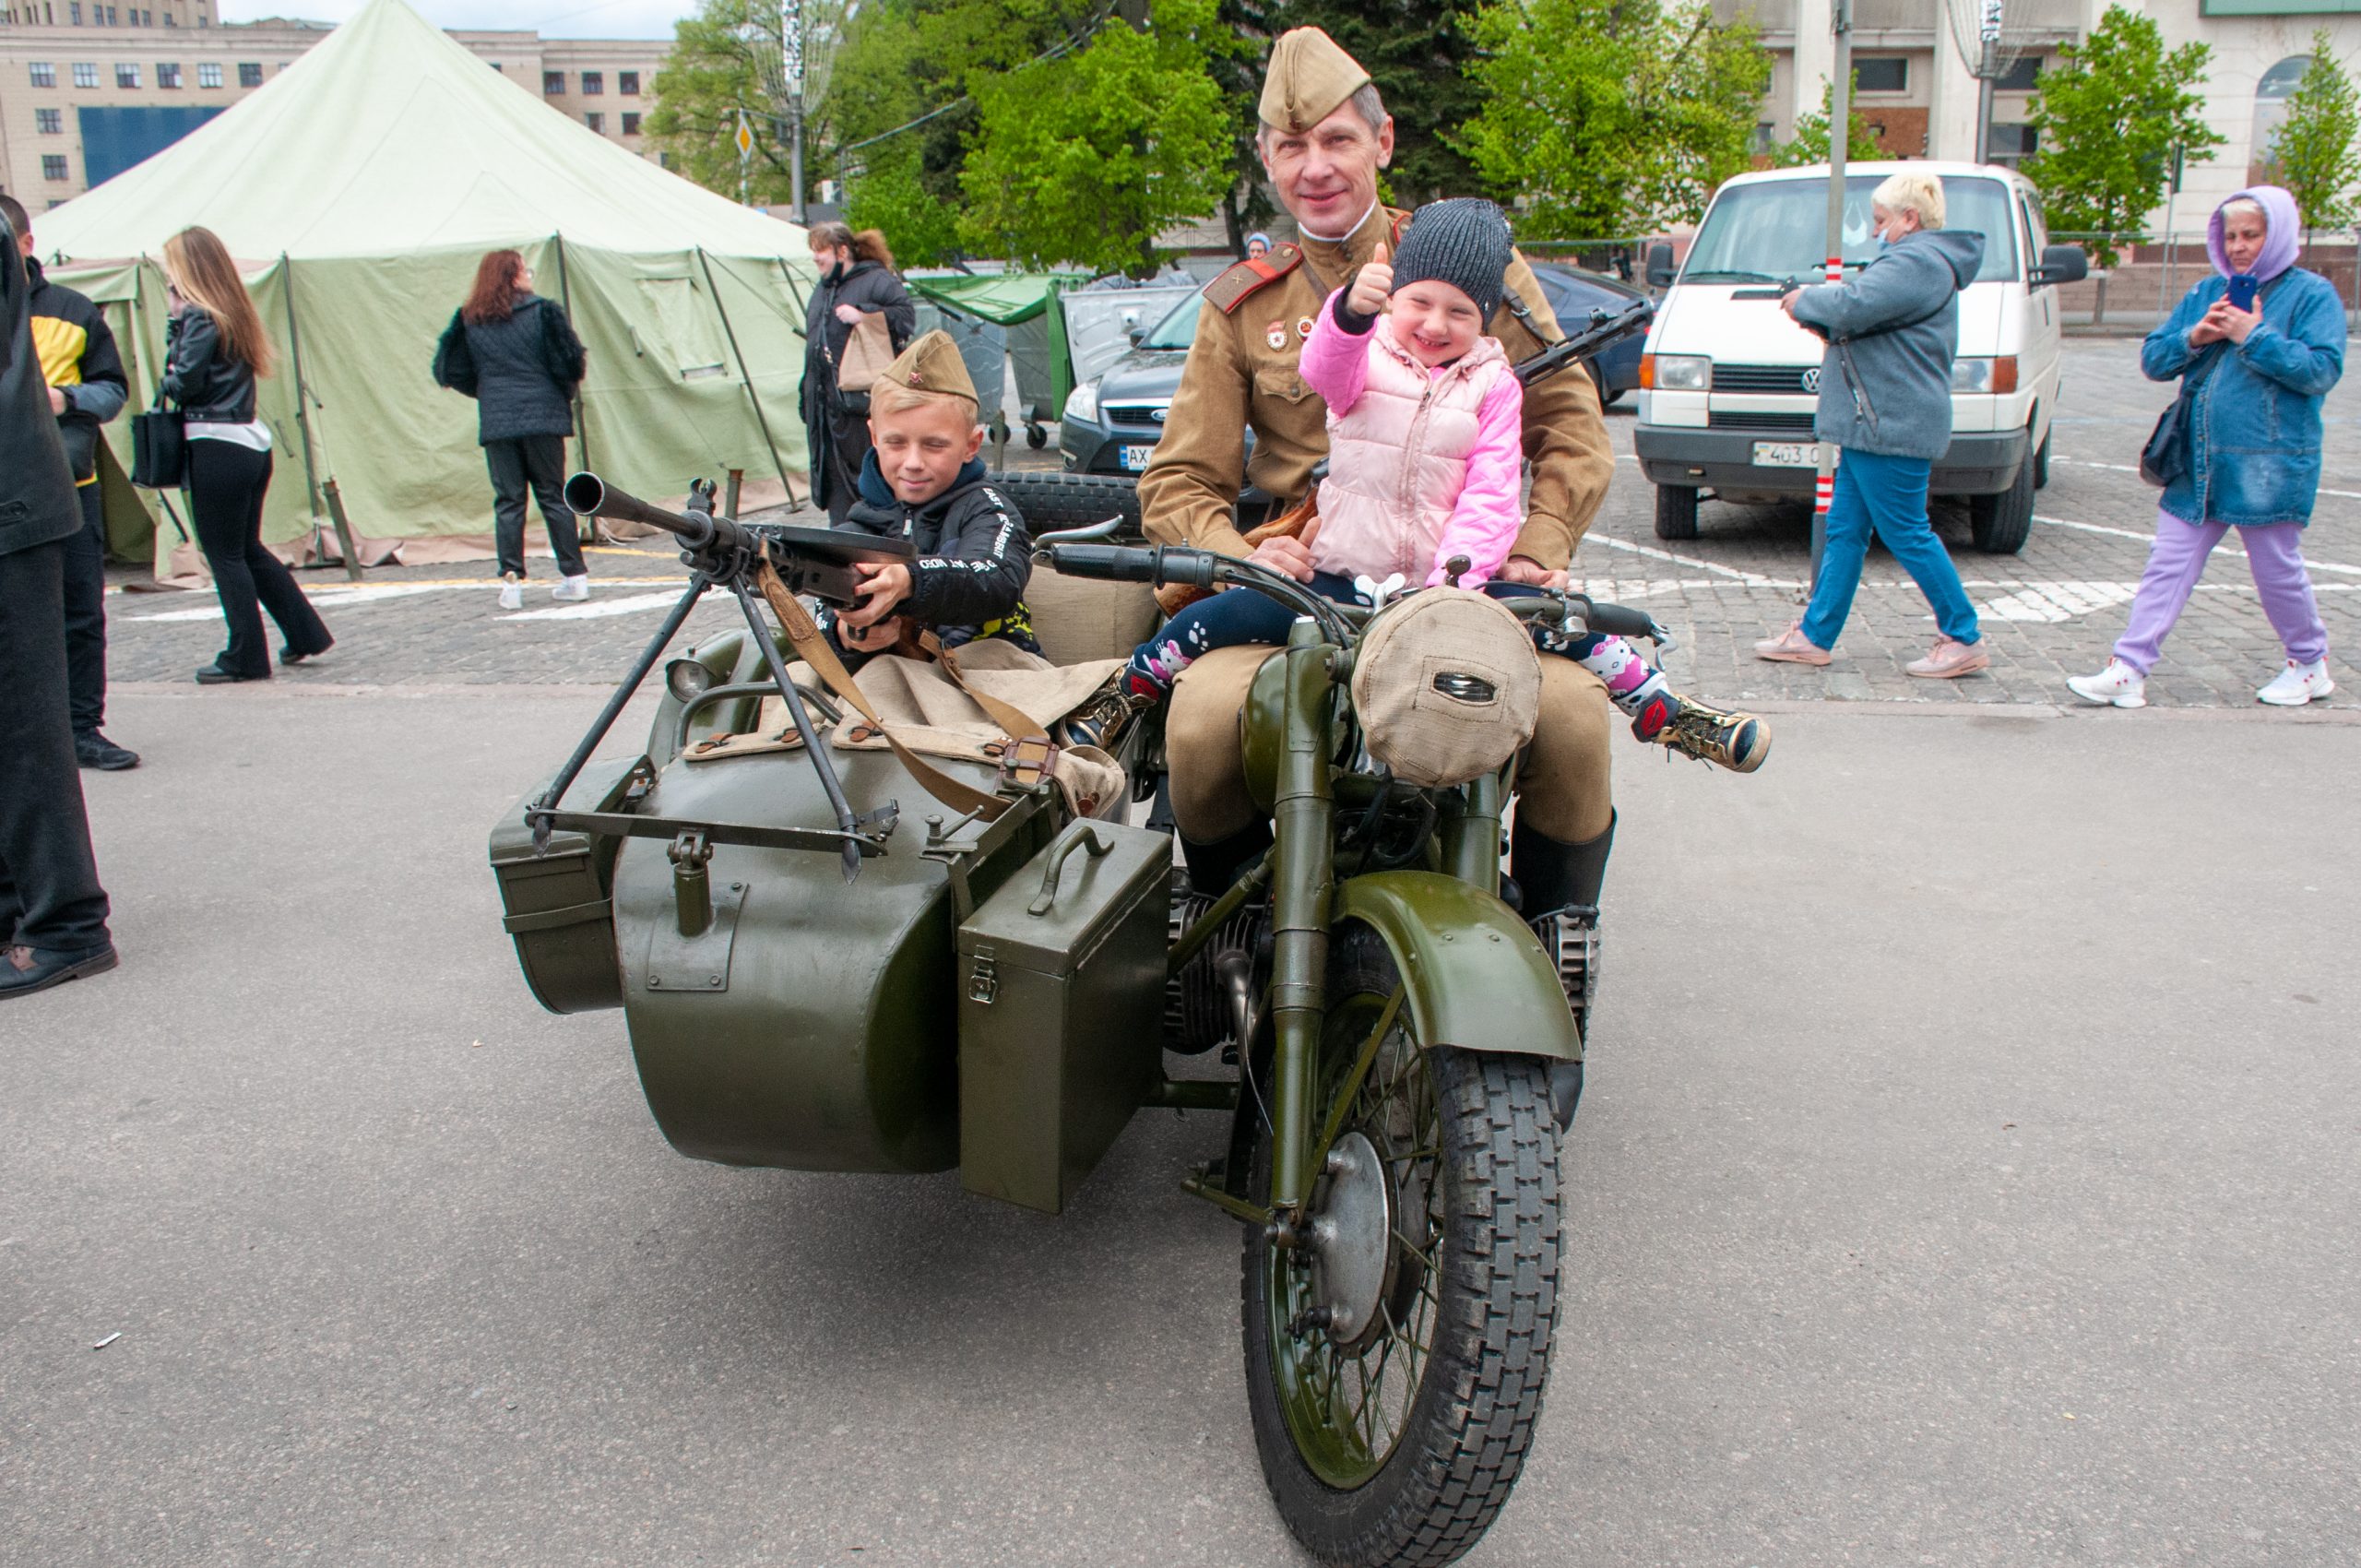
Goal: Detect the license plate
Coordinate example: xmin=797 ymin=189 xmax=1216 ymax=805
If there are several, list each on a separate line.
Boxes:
xmin=1752 ymin=441 xmax=1820 ymax=469
xmin=1118 ymin=444 xmax=1157 ymax=472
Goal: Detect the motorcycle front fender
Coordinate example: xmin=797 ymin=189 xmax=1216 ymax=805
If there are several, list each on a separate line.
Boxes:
xmin=1331 ymin=871 xmax=1580 ymax=1062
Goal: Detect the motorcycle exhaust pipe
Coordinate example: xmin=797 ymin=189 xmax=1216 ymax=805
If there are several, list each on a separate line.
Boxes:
xmin=563 ymin=472 xmax=712 ymax=545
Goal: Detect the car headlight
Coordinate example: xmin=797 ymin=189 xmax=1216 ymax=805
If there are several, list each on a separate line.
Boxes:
xmin=1951 ymin=356 xmax=2018 ymax=394
xmin=1063 ymin=379 xmax=1101 ymax=422
xmin=1642 ymin=353 xmax=1711 ymax=392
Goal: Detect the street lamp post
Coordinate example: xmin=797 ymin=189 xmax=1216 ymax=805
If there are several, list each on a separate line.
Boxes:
xmin=741 ymin=0 xmax=808 ymax=223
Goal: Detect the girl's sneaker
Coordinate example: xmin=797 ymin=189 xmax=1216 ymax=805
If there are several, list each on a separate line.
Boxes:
xmin=552 ymin=574 xmax=591 ymax=603
xmin=1654 ymin=695 xmax=1770 ymax=773
xmin=2065 ymin=659 xmax=2146 ymax=709
xmin=497 ymin=574 xmax=524 ymax=612
xmin=1058 ymin=672 xmax=1159 ymax=750
xmin=2256 ymin=658 xmax=2334 ymax=707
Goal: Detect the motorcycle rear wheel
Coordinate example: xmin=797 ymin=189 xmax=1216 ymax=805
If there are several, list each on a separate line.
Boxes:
xmin=1240 ymin=930 xmax=1563 ymax=1567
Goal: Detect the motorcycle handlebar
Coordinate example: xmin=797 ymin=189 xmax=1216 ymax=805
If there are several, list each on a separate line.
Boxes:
xmin=1046 ymin=542 xmax=1221 ymax=589
xmin=1579 ymin=600 xmax=1663 ymax=640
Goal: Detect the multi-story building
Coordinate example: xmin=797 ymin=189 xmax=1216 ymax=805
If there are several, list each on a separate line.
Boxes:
xmin=0 ymin=9 xmax=668 ymax=207
xmin=1725 ymin=0 xmax=2361 ymax=229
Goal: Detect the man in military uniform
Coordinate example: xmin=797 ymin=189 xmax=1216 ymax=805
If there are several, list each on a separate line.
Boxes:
xmin=1138 ymin=25 xmax=1619 ymax=931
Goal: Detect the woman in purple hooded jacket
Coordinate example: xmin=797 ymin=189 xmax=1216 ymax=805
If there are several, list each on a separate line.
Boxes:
xmin=2068 ymin=185 xmax=2345 ymax=709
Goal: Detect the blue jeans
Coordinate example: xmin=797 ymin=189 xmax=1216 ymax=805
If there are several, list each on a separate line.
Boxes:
xmin=1800 ymin=449 xmax=1981 ymax=649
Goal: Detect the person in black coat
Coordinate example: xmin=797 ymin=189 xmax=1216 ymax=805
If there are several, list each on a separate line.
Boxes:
xmin=433 ymin=248 xmax=591 ymax=610
xmin=0 ymin=202 xmax=115 ymax=998
xmin=161 ymin=225 xmax=333 ymax=684
xmin=800 ymin=223 xmax=915 ymax=525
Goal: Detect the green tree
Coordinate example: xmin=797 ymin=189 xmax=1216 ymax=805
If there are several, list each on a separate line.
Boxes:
xmin=1266 ymin=0 xmax=1486 ymax=205
xmin=2267 ymin=30 xmax=2361 ymax=242
xmin=958 ymin=0 xmax=1245 ymax=274
xmin=2023 ymin=2 xmax=2223 ymax=267
xmin=643 ymin=0 xmax=815 ymax=205
xmin=1771 ymin=75 xmax=1883 ymax=167
xmin=1457 ymin=0 xmax=1770 ymax=239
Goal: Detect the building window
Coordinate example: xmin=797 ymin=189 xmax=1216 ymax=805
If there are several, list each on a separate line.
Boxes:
xmin=197 ymin=60 xmax=219 ymax=86
xmin=43 ymin=155 xmax=70 ymax=181
xmin=29 ymin=62 xmax=57 ymax=87
xmin=37 ymin=108 xmax=64 ymax=133
xmin=1751 ymin=120 xmax=1774 ymax=154
xmin=1854 ymin=56 xmax=1907 ymax=94
xmin=68 ymin=1 xmax=80 ymax=20
xmin=164 ymin=8 xmax=174 ymax=21
xmin=658 ymin=151 xmax=672 ymax=169
xmin=580 ymin=70 xmax=602 ymax=94
xmin=621 ymin=111 xmax=640 ymax=136
xmin=543 ymin=69 xmax=564 ymax=94
xmin=237 ymin=60 xmax=260 ymax=86
xmin=585 ymin=111 xmax=603 ymax=131
xmin=1985 ymin=123 xmax=2037 ymax=168
xmin=157 ymin=61 xmax=181 ymax=87
xmin=1992 ymin=54 xmax=2041 ymax=92
xmin=105 ymin=6 xmax=116 ymax=22
xmin=618 ymin=69 xmax=638 ymax=95
xmin=73 ymin=61 xmax=97 ymax=86
xmin=115 ymin=62 xmax=139 ymax=87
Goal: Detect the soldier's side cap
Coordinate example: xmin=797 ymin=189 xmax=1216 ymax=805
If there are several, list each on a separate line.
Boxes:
xmin=879 ymin=328 xmax=978 ymax=404
xmin=1258 ymin=27 xmax=1371 ymax=135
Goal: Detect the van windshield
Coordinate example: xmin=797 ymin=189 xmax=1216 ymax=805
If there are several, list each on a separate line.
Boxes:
xmin=1682 ymin=175 xmax=2019 ymax=285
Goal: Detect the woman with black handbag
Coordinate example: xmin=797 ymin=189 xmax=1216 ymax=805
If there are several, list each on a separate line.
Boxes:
xmin=160 ymin=225 xmax=332 ymax=684
xmin=799 ymin=223 xmax=914 ymax=525
xmin=2067 ymin=186 xmax=2344 ymax=710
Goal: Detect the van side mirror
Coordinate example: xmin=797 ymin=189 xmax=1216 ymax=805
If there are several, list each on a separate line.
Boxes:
xmin=2029 ymin=244 xmax=2089 ymax=288
xmin=1127 ymin=327 xmax=1145 ymax=348
xmin=1645 ymin=241 xmax=1676 ymax=289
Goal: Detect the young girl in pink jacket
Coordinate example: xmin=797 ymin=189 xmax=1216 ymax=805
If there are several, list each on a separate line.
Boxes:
xmin=1101 ymin=199 xmax=1764 ymax=773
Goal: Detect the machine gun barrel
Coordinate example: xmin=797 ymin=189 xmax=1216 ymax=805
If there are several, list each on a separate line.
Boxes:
xmin=1513 ymin=301 xmax=1654 ymax=389
xmin=564 ymin=472 xmax=753 ymax=557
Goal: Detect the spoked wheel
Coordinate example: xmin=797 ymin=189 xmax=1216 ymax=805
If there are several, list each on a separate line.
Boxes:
xmin=1241 ymin=929 xmax=1562 ymax=1567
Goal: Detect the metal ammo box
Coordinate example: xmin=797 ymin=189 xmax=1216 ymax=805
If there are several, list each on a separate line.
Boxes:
xmin=487 ymin=754 xmax=646 ymax=1015
xmin=955 ymin=820 xmax=1170 ymax=1213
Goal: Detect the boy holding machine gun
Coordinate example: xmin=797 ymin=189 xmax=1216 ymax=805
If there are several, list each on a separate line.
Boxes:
xmin=824 ymin=330 xmax=1038 ymax=668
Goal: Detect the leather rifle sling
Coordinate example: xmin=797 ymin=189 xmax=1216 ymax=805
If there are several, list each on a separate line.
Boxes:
xmin=752 ymin=562 xmax=1011 ymax=821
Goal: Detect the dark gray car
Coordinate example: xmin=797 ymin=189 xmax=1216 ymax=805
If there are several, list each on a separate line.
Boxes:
xmin=1058 ymin=263 xmax=1648 ymax=477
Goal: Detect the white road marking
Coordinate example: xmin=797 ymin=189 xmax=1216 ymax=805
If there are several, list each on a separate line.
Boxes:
xmin=502 ymin=591 xmax=687 ymax=622
xmin=126 ymin=583 xmax=451 ymax=623
xmin=1579 ymin=532 xmax=1800 ymax=588
xmin=2054 ymin=454 xmax=2361 ymax=501
xmin=2035 ymin=512 xmax=2361 ymax=576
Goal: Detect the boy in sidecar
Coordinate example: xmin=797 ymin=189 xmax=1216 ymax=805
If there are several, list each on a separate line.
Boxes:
xmin=824 ymin=330 xmax=1038 ymax=667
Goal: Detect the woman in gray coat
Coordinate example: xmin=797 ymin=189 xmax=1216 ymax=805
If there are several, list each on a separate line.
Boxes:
xmin=1755 ymin=172 xmax=1990 ymax=679
xmin=433 ymin=249 xmax=590 ymax=610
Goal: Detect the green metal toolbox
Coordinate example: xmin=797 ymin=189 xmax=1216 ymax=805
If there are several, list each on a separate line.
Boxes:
xmin=487 ymin=754 xmax=648 ymax=1016
xmin=955 ymin=819 xmax=1171 ymax=1213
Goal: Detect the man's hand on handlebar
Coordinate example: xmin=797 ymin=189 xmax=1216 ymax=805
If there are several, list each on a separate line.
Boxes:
xmin=1249 ymin=514 xmax=1323 ymax=583
xmin=1494 ymin=555 xmax=1570 ymax=592
xmin=837 ymin=561 xmax=913 ymax=629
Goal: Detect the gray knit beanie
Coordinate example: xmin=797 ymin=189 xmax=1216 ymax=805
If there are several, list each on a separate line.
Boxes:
xmin=1391 ymin=198 xmax=1513 ymax=321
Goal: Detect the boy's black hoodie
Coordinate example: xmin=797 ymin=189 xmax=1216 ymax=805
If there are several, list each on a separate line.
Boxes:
xmin=829 ymin=451 xmax=1037 ymax=657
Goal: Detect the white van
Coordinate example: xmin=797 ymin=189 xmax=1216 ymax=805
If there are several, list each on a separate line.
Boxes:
xmin=1632 ymin=160 xmax=2086 ymax=553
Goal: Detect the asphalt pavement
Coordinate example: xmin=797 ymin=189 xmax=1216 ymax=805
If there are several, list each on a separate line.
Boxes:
xmin=3 ymin=687 xmax=2355 ymax=1567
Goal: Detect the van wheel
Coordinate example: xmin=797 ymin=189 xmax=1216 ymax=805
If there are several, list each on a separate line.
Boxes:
xmin=984 ymin=471 xmax=1142 ymax=540
xmin=2032 ymin=430 xmax=2050 ymax=490
xmin=1653 ymin=484 xmax=1700 ymax=540
xmin=1967 ymin=438 xmax=2036 ymax=554
xmin=1600 ymin=386 xmax=1625 ymax=409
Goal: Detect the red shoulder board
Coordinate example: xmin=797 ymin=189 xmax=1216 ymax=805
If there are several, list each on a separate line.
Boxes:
xmin=1203 ymin=243 xmax=1305 ymax=315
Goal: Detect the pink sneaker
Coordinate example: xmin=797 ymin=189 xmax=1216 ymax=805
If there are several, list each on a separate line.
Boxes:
xmin=1753 ymin=623 xmax=1832 ymax=665
xmin=1905 ymin=636 xmax=1991 ymax=678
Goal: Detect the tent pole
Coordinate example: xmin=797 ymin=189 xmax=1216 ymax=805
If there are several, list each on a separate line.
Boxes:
xmin=552 ymin=232 xmax=593 ymax=483
xmin=276 ymin=254 xmax=357 ymax=579
xmin=695 ymin=248 xmax=790 ymax=503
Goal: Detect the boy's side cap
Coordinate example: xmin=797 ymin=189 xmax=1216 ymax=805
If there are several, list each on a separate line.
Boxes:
xmin=879 ymin=329 xmax=979 ymax=406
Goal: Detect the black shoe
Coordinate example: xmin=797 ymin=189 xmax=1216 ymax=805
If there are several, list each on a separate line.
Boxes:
xmin=0 ymin=942 xmax=119 ymax=999
xmin=1058 ymin=673 xmax=1158 ymax=751
xmin=280 ymin=634 xmax=334 ymax=666
xmin=75 ymin=731 xmax=140 ymax=771
xmin=195 ymin=662 xmax=267 ymax=684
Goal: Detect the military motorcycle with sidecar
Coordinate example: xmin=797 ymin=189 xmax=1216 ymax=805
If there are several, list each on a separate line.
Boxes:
xmin=490 ymin=305 xmax=1659 ymax=1568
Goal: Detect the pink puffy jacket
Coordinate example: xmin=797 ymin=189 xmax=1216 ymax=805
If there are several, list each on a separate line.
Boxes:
xmin=1296 ymin=289 xmax=1525 ymax=588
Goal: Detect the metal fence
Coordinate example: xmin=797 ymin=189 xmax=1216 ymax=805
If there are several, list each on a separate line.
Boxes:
xmin=2047 ymin=230 xmax=2361 ymax=331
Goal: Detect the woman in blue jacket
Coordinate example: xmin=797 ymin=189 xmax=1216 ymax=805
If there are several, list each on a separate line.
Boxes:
xmin=2069 ymin=186 xmax=2344 ymax=708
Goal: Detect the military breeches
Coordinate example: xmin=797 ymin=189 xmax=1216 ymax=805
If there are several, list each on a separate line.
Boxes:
xmin=1163 ymin=644 xmax=1614 ymax=845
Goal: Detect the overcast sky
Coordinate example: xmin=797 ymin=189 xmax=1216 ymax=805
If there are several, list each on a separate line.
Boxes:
xmin=218 ymin=0 xmax=698 ymax=40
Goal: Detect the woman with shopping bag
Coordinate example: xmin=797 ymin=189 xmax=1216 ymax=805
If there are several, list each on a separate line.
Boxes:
xmin=800 ymin=223 xmax=915 ymax=525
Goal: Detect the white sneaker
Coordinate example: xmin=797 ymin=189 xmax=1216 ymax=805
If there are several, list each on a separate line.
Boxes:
xmin=2065 ymin=659 xmax=2147 ymax=709
xmin=2257 ymin=658 xmax=2334 ymax=707
xmin=552 ymin=574 xmax=590 ymax=603
xmin=497 ymin=575 xmax=523 ymax=612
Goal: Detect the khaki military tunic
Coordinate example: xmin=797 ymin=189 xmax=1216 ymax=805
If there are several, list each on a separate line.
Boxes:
xmin=1137 ymin=207 xmax=1617 ymax=568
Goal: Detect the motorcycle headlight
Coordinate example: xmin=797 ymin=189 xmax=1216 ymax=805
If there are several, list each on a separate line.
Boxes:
xmin=1064 ymin=379 xmax=1101 ymax=422
xmin=1643 ymin=354 xmax=1712 ymax=392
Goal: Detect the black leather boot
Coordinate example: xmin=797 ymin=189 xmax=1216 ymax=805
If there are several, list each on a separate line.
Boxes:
xmin=1509 ymin=814 xmax=1613 ymax=1132
xmin=1179 ymin=821 xmax=1273 ymax=897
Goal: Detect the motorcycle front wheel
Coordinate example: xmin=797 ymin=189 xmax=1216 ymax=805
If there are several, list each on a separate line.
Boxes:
xmin=1240 ymin=929 xmax=1564 ymax=1568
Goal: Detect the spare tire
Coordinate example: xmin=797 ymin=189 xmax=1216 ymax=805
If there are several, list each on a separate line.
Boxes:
xmin=986 ymin=470 xmax=1143 ymax=541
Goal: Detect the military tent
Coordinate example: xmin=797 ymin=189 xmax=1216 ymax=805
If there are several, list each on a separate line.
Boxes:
xmin=32 ymin=0 xmax=819 ymax=576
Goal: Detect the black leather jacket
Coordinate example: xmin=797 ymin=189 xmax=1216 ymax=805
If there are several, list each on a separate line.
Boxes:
xmin=163 ymin=306 xmax=258 ymax=422
xmin=0 ymin=211 xmax=81 ymax=558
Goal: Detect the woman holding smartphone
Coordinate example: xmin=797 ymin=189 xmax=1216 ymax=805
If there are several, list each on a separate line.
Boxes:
xmin=161 ymin=225 xmax=332 ymax=683
xmin=2067 ymin=185 xmax=2343 ymax=709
